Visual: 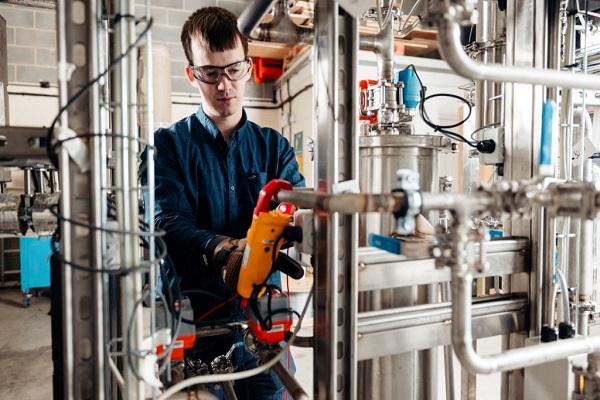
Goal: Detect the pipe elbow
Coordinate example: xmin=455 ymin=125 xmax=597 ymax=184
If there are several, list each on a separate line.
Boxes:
xmin=438 ymin=21 xmax=481 ymax=80
xmin=452 ymin=334 xmax=496 ymax=374
xmin=237 ymin=0 xmax=276 ymax=38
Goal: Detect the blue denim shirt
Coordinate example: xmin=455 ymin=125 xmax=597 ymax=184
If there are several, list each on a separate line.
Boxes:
xmin=142 ymin=105 xmax=305 ymax=319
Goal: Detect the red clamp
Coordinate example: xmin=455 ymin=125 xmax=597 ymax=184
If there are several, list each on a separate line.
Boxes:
xmin=253 ymin=179 xmax=294 ymax=218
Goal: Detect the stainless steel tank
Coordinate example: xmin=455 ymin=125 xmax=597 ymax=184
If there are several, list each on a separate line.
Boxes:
xmin=358 ymin=133 xmax=451 ymax=400
xmin=359 ymin=134 xmax=451 ymax=244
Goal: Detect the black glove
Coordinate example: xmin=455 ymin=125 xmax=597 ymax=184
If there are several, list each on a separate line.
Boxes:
xmin=212 ymin=237 xmax=247 ymax=292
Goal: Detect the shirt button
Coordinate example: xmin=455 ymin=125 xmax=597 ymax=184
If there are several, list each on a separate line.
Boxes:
xmin=230 ymin=185 xmax=235 ymax=191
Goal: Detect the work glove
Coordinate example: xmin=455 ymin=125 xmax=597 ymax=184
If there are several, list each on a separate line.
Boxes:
xmin=212 ymin=237 xmax=247 ymax=292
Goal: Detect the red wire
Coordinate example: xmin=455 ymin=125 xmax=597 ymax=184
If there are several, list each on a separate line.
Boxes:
xmin=195 ymin=293 xmax=238 ymax=322
xmin=285 ymin=254 xmax=291 ymax=400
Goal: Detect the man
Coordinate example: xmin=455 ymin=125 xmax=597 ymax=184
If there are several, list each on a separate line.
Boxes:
xmin=143 ymin=6 xmax=305 ymax=399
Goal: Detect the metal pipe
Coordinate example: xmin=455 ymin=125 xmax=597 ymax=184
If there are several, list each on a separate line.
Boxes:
xmin=441 ymin=282 xmax=455 ymax=400
xmin=450 ymin=216 xmax=600 ymax=374
xmin=576 ymin=107 xmax=594 ymax=336
xmin=359 ymin=8 xmax=395 ymax=82
xmin=542 ymin=212 xmax=557 ymax=328
xmin=556 ymin=267 xmax=570 ymax=324
xmin=238 ymin=0 xmax=313 ymax=45
xmin=238 ymin=0 xmax=276 ymax=38
xmin=452 ymin=267 xmax=600 ymax=374
xmin=276 ymin=190 xmax=496 ymax=217
xmin=421 ymin=192 xmax=496 ymax=215
xmin=222 ymin=381 xmax=237 ymax=400
xmin=437 ymin=20 xmax=600 ymax=90
xmin=358 ymin=297 xmax=527 ymax=331
xmin=23 ymin=168 xmax=32 ymax=196
xmin=271 ymin=360 xmax=310 ymax=400
xmin=275 ymin=190 xmax=407 ymax=214
xmin=36 ymin=168 xmax=45 ymax=193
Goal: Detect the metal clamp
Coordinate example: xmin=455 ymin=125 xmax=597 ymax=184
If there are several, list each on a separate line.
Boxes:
xmin=392 ymin=169 xmax=422 ymax=235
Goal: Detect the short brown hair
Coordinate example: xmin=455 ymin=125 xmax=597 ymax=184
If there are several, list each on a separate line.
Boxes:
xmin=181 ymin=7 xmax=249 ymax=65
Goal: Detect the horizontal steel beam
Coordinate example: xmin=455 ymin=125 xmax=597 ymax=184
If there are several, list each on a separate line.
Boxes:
xmin=358 ymin=237 xmax=529 ymax=291
xmin=357 ymin=297 xmax=528 ymax=360
xmin=0 ymin=126 xmax=51 ymax=166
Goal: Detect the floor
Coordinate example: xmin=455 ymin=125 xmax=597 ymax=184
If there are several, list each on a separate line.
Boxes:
xmin=0 ymin=286 xmax=53 ymax=400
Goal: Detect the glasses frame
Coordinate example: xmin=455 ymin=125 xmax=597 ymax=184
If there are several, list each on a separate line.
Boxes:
xmin=189 ymin=58 xmax=252 ymax=84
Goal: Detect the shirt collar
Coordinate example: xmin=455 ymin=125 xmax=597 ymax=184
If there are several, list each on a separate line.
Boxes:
xmin=196 ymin=104 xmax=249 ymax=140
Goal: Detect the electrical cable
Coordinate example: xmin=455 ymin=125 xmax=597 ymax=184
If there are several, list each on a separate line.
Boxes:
xmin=406 ymin=65 xmax=500 ymax=155
xmin=406 ymin=64 xmax=477 ymax=147
xmin=157 ymin=281 xmax=315 ymax=399
xmin=406 ymin=64 xmax=476 ymax=147
xmin=195 ymin=294 xmax=239 ymax=323
xmin=45 ymin=15 xmax=153 ymax=168
xmin=470 ymin=122 xmax=502 ymax=141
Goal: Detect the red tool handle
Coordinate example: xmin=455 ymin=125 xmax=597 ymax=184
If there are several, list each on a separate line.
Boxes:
xmin=253 ymin=179 xmax=293 ymax=218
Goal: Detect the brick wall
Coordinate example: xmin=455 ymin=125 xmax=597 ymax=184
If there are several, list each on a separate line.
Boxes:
xmin=0 ymin=0 xmax=274 ymax=99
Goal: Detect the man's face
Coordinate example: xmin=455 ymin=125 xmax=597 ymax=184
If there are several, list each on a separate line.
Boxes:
xmin=185 ymin=37 xmax=251 ymax=122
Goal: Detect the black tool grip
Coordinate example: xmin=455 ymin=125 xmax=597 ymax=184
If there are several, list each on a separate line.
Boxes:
xmin=274 ymin=253 xmax=305 ymax=280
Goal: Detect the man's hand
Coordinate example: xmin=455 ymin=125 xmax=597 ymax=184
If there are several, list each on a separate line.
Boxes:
xmin=212 ymin=237 xmax=247 ymax=292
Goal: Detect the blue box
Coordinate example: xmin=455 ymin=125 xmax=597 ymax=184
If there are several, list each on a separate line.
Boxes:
xmin=19 ymin=236 xmax=52 ymax=293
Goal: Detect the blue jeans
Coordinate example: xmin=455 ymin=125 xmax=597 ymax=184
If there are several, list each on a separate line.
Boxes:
xmin=209 ymin=343 xmax=296 ymax=400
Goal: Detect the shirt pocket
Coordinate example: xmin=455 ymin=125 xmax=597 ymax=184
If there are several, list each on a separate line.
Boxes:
xmin=241 ymin=171 xmax=268 ymax=212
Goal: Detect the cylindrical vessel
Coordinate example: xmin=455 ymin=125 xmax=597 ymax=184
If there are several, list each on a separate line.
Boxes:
xmin=358 ymin=133 xmax=450 ymax=400
xmin=359 ymin=134 xmax=451 ymax=244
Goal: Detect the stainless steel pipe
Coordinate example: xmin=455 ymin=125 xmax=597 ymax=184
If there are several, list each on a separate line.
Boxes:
xmin=275 ymin=190 xmax=407 ymax=214
xmin=271 ymin=360 xmax=310 ymax=400
xmin=238 ymin=0 xmax=313 ymax=45
xmin=438 ymin=19 xmax=600 ymax=90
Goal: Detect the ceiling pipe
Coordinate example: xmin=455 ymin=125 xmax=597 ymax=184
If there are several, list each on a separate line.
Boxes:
xmin=238 ymin=0 xmax=313 ymax=45
xmin=438 ymin=18 xmax=600 ymax=90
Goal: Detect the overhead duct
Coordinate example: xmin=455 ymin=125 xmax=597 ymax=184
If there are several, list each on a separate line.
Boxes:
xmin=238 ymin=0 xmax=313 ymax=45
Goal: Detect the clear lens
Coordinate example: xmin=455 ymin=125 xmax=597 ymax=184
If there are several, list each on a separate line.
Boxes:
xmin=191 ymin=59 xmax=249 ymax=84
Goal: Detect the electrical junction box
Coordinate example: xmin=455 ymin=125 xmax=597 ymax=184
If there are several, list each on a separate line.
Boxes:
xmin=155 ymin=297 xmax=195 ymax=360
xmin=480 ymin=127 xmax=504 ymax=165
xmin=293 ymin=209 xmax=313 ymax=255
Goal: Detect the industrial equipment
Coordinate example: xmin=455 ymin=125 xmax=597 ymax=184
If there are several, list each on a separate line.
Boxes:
xmin=5 ymin=0 xmax=600 ymax=399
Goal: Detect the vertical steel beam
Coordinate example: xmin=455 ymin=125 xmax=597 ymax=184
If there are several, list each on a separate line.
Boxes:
xmin=502 ymin=0 xmax=547 ymax=399
xmin=313 ymin=1 xmax=358 ymax=398
xmin=111 ymin=0 xmax=144 ymax=397
xmin=56 ymin=0 xmax=105 ymax=398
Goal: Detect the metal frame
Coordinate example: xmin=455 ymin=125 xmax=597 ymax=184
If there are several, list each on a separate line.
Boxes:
xmin=313 ymin=2 xmax=358 ymax=398
xmin=57 ymin=0 xmax=105 ymax=398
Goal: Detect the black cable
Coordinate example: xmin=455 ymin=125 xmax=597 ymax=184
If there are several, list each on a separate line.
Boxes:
xmin=470 ymin=122 xmax=502 ymax=141
xmin=45 ymin=15 xmax=153 ymax=168
xmin=50 ymin=131 xmax=155 ymax=162
xmin=406 ymin=64 xmax=477 ymax=148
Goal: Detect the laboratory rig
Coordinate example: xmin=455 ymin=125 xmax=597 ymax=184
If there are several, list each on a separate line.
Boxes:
xmin=4 ymin=0 xmax=600 ymax=399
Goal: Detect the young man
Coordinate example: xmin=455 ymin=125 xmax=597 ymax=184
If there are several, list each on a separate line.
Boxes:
xmin=144 ymin=6 xmax=304 ymax=399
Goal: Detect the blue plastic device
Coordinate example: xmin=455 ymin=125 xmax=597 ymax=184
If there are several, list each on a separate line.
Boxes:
xmin=539 ymin=99 xmax=557 ymax=176
xmin=394 ymin=68 xmax=421 ymax=109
